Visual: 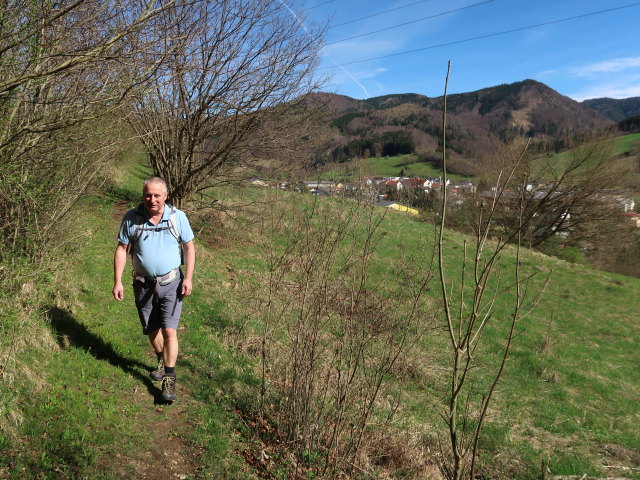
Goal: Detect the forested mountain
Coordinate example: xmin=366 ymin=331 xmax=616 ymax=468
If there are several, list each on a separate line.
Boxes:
xmin=582 ymin=96 xmax=640 ymax=122
xmin=310 ymin=80 xmax=615 ymax=175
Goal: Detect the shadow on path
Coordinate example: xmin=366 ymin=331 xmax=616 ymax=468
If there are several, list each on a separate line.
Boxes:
xmin=46 ymin=306 xmax=169 ymax=404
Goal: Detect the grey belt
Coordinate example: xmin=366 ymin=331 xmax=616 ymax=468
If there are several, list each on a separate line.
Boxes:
xmin=134 ymin=268 xmax=179 ymax=286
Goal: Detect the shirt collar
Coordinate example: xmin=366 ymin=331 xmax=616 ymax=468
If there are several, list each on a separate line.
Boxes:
xmin=161 ymin=204 xmax=171 ymax=221
xmin=142 ymin=204 xmax=171 ymax=223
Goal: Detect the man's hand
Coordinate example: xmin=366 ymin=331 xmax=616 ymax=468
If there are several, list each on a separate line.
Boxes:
xmin=181 ymin=240 xmax=195 ymax=298
xmin=113 ymin=242 xmax=127 ymax=301
xmin=113 ymin=282 xmax=124 ymax=301
xmin=181 ymin=278 xmax=193 ymax=297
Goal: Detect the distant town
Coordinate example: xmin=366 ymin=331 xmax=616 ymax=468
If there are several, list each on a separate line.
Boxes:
xmin=248 ymin=176 xmax=640 ymax=228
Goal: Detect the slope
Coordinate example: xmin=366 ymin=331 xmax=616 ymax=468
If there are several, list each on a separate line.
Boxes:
xmin=1 ymin=162 xmax=639 ymax=479
xmin=1 ymin=182 xmax=257 ymax=479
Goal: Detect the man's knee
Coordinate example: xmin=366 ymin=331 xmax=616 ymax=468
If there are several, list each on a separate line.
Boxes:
xmin=162 ymin=327 xmax=177 ymax=340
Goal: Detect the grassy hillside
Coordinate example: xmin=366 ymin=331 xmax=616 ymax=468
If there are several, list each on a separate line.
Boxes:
xmin=1 ymin=160 xmax=639 ymax=479
xmin=539 ymin=133 xmax=640 ymax=172
xmin=319 ymin=154 xmax=470 ymax=181
xmin=320 ymin=133 xmax=640 ymax=185
xmin=615 ymin=132 xmax=640 ymax=153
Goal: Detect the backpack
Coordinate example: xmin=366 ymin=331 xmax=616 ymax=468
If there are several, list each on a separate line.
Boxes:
xmin=127 ymin=203 xmax=183 ymax=264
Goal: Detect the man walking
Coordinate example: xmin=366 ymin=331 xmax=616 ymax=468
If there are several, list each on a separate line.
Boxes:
xmin=112 ymin=176 xmax=195 ymax=402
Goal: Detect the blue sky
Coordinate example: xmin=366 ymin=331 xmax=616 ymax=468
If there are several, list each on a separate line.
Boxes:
xmin=303 ymin=0 xmax=640 ymax=101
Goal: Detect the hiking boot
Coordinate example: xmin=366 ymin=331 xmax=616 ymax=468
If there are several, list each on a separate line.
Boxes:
xmin=150 ymin=358 xmax=164 ymax=381
xmin=161 ymin=374 xmax=177 ymax=402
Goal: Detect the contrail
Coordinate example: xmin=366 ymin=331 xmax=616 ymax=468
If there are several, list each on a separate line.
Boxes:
xmin=276 ymin=0 xmax=371 ymax=98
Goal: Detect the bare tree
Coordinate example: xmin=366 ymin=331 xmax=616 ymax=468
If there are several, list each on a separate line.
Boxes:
xmin=437 ymin=62 xmax=550 ymax=480
xmin=0 ymin=0 xmax=177 ymax=261
xmin=475 ymin=135 xmax=631 ymax=250
xmin=0 ymin=0 xmax=174 ymax=113
xmin=129 ymin=0 xmax=326 ymax=207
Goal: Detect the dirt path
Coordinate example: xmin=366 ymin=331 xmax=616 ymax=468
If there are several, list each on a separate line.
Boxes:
xmin=95 ymin=365 xmax=201 ymax=480
xmin=101 ymin=201 xmax=201 ymax=479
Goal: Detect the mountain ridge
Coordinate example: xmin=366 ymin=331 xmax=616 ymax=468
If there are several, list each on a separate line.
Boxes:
xmin=581 ymin=96 xmax=640 ymax=122
xmin=308 ymin=80 xmax=618 ymax=174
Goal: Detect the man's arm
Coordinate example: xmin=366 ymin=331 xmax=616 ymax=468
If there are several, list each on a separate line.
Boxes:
xmin=113 ymin=242 xmax=128 ymax=300
xmin=181 ymin=240 xmax=195 ymax=297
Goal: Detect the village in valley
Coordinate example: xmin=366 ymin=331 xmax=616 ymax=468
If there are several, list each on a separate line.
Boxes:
xmin=249 ymin=175 xmax=640 ymax=227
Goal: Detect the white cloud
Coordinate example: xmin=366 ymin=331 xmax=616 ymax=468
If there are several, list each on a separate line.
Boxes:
xmin=524 ymin=29 xmax=550 ymax=44
xmin=572 ymin=57 xmax=640 ymax=77
xmin=569 ymin=82 xmax=640 ymax=101
xmin=538 ymin=68 xmax=559 ymax=78
xmin=321 ymin=39 xmax=403 ymax=64
xmin=321 ymin=39 xmax=401 ymax=98
xmin=538 ymin=56 xmax=640 ymax=101
xmin=539 ymin=56 xmax=640 ymax=81
xmin=355 ymin=67 xmax=388 ymax=80
xmin=326 ymin=67 xmax=390 ymax=99
xmin=326 ymin=66 xmax=371 ymax=98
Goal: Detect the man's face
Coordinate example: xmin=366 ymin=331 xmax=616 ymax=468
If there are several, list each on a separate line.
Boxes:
xmin=143 ymin=182 xmax=168 ymax=216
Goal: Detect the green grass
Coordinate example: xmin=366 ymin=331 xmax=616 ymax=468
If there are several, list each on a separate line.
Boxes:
xmin=613 ymin=132 xmax=640 ymax=154
xmin=536 ymin=133 xmax=640 ymax=176
xmin=320 ymin=154 xmax=470 ymax=181
xmin=3 ymin=164 xmax=640 ymax=479
xmin=2 ymin=191 xmax=257 ymax=479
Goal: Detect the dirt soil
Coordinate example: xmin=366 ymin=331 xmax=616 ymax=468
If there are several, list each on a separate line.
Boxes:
xmin=90 ymin=357 xmax=201 ymax=480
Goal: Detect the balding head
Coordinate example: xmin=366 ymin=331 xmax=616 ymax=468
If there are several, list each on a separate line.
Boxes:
xmin=143 ymin=176 xmax=168 ymax=194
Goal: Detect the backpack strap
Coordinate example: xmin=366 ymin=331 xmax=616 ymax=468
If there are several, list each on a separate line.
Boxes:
xmin=127 ymin=204 xmax=183 ymax=264
xmin=167 ymin=204 xmax=184 ymax=265
xmin=126 ymin=203 xmax=146 ymax=255
xmin=167 ymin=205 xmax=182 ymax=244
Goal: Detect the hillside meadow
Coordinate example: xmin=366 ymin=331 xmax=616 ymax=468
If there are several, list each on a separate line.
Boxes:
xmin=319 ymin=133 xmax=640 ymax=186
xmin=536 ymin=133 xmax=640 ymax=178
xmin=1 ymin=160 xmax=639 ymax=479
xmin=319 ymin=154 xmax=471 ymax=182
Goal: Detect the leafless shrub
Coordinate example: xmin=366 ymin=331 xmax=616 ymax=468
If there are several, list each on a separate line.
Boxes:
xmin=0 ymin=118 xmax=126 ymax=263
xmin=358 ymin=424 xmax=444 ymax=480
xmin=255 ymin=189 xmax=436 ymax=477
xmin=437 ymin=62 xmax=550 ymax=480
xmin=477 ymin=133 xmax=632 ymax=251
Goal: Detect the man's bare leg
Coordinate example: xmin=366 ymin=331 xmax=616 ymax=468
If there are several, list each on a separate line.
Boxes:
xmin=148 ymin=328 xmax=164 ymax=356
xmin=161 ymin=328 xmax=178 ymax=368
xmin=148 ymin=329 xmax=166 ymax=381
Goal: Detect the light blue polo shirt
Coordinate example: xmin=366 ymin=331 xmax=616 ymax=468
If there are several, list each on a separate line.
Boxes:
xmin=118 ymin=204 xmax=194 ymax=277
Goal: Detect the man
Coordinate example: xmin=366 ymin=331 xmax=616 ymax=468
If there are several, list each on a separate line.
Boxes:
xmin=112 ymin=176 xmax=195 ymax=402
